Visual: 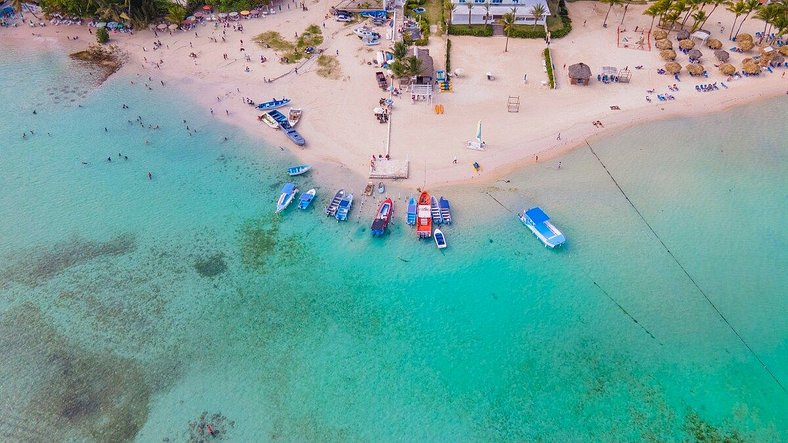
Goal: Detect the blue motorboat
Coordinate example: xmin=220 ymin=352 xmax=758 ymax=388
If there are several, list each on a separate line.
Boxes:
xmin=430 ymin=196 xmax=442 ymax=225
xmin=267 ymin=110 xmax=306 ymax=146
xmin=276 ymin=182 xmax=298 ymax=213
xmin=335 ymin=193 xmax=354 ymax=221
xmin=434 ymin=228 xmax=447 ymax=249
xmin=406 ymin=196 xmax=417 ymax=225
xmin=439 ymin=197 xmax=452 ymax=224
xmin=257 ymin=98 xmax=290 ymax=110
xmin=297 ymin=188 xmax=316 ymax=209
xmin=519 ymin=207 xmax=565 ymax=248
xmin=287 ymin=164 xmax=311 ymax=176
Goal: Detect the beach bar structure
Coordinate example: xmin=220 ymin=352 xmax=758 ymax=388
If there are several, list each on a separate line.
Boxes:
xmin=450 ymin=0 xmax=549 ymax=25
xmin=568 ymin=63 xmax=592 ymax=86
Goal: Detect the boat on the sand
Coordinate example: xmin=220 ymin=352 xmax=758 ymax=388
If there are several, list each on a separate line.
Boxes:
xmin=288 ymin=107 xmax=302 ymax=127
xmin=406 ymin=196 xmax=417 ymax=225
xmin=258 ymin=112 xmax=279 ymax=128
xmin=430 ymin=195 xmax=442 ymax=225
xmin=257 ymin=98 xmax=290 ymax=110
xmin=267 ymin=110 xmax=305 ymax=146
xmin=439 ymin=197 xmax=452 ymax=224
xmin=335 ymin=193 xmax=354 ymax=221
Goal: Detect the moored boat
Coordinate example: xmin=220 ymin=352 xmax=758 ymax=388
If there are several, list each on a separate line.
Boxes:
xmin=406 ymin=196 xmax=417 ymax=225
xmin=287 ymin=107 xmax=303 ymax=127
xmin=268 ymin=110 xmax=306 ymax=146
xmin=363 ymin=182 xmax=374 ymax=196
xmin=434 ymin=228 xmax=447 ymax=249
xmin=377 ymin=182 xmax=385 ymax=194
xmin=297 ymin=188 xmax=316 ymax=209
xmin=257 ymin=98 xmax=290 ymax=110
xmin=519 ymin=207 xmax=566 ymax=248
xmin=371 ymin=197 xmax=393 ymax=236
xmin=335 ymin=193 xmax=354 ymax=221
xmin=258 ymin=113 xmax=279 ymax=128
xmin=287 ymin=164 xmax=311 ymax=176
xmin=416 ymin=191 xmax=432 ymax=238
xmin=430 ymin=196 xmax=442 ymax=225
xmin=325 ymin=189 xmax=345 ymax=216
xmin=439 ymin=197 xmax=452 ymax=224
xmin=275 ymin=182 xmax=298 ymax=213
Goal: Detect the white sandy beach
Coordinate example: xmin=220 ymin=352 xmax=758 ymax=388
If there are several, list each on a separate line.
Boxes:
xmin=5 ymin=0 xmax=786 ymax=188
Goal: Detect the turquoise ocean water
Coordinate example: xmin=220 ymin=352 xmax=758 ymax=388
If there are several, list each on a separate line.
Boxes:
xmin=0 ymin=46 xmax=786 ymax=441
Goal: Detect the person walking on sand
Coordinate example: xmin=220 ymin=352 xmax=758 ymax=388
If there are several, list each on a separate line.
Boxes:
xmin=453 ymin=156 xmax=457 ymax=164
xmin=556 ymin=132 xmax=561 ymax=140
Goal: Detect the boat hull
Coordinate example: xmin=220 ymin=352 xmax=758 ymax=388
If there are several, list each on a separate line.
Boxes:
xmin=519 ymin=209 xmax=566 ymax=248
xmin=417 ymin=191 xmax=432 ymax=238
xmin=325 ymin=189 xmax=345 ymax=216
xmin=434 ymin=229 xmax=447 ymax=249
xmin=298 ymin=189 xmax=316 ymax=209
xmin=371 ymin=198 xmax=393 ymax=236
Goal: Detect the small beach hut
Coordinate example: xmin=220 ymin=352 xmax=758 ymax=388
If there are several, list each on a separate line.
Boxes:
xmin=737 ymin=39 xmax=754 ymax=52
xmin=568 ymin=63 xmax=592 ymax=86
xmin=719 ymin=63 xmax=736 ymax=75
xmin=679 ymin=39 xmax=695 ymax=50
xmin=653 ymin=29 xmax=668 ymax=40
xmin=676 ymin=29 xmax=690 ymax=40
xmin=742 ymin=62 xmax=760 ymax=75
xmin=736 ymin=33 xmax=753 ymax=42
xmin=686 ymin=64 xmax=704 ymax=76
xmin=769 ymin=54 xmax=785 ymax=67
xmin=665 ymin=62 xmax=682 ymax=74
xmin=714 ymin=50 xmax=730 ymax=62
xmin=660 ymin=49 xmax=677 ymax=61
xmin=688 ymin=49 xmax=703 ymax=61
xmin=706 ymin=38 xmax=722 ymax=50
xmin=656 ymin=39 xmax=673 ymax=50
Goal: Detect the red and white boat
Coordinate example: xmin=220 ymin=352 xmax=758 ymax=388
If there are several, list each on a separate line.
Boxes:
xmin=371 ymin=198 xmax=393 ymax=236
xmin=416 ymin=191 xmax=433 ymax=238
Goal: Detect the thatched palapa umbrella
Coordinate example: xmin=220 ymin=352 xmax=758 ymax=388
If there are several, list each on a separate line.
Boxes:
xmin=653 ymin=29 xmax=668 ymax=40
xmin=780 ymin=46 xmax=788 ymax=57
xmin=676 ymin=29 xmax=690 ymax=40
xmin=714 ymin=50 xmax=730 ymax=62
xmin=737 ymin=39 xmax=754 ymax=52
xmin=742 ymin=62 xmax=760 ymax=75
xmin=686 ymin=64 xmax=704 ymax=76
xmin=742 ymin=57 xmax=754 ymax=65
xmin=736 ymin=33 xmax=753 ymax=42
xmin=665 ymin=62 xmax=682 ymax=74
xmin=679 ymin=39 xmax=695 ymax=50
xmin=656 ymin=39 xmax=673 ymax=50
xmin=770 ymin=54 xmax=785 ymax=67
xmin=688 ymin=49 xmax=703 ymax=61
xmin=706 ymin=38 xmax=722 ymax=50
xmin=719 ymin=63 xmax=736 ymax=75
xmin=660 ymin=49 xmax=677 ymax=61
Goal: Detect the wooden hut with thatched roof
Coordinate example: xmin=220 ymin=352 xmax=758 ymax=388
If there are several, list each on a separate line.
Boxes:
xmin=719 ymin=63 xmax=736 ymax=75
xmin=568 ymin=63 xmax=592 ymax=86
xmin=665 ymin=62 xmax=682 ymax=74
xmin=653 ymin=29 xmax=668 ymax=40
xmin=706 ymin=38 xmax=722 ymax=50
xmin=737 ymin=39 xmax=754 ymax=52
xmin=742 ymin=62 xmax=760 ymax=75
xmin=736 ymin=33 xmax=753 ymax=42
xmin=679 ymin=39 xmax=695 ymax=50
xmin=660 ymin=49 xmax=677 ymax=61
xmin=686 ymin=64 xmax=704 ymax=76
xmin=656 ymin=39 xmax=673 ymax=50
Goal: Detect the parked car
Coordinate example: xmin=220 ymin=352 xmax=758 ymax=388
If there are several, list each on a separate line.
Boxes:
xmin=336 ymin=14 xmax=352 ymax=22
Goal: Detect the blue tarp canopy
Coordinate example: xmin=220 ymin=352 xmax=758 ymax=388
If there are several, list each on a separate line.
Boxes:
xmin=526 ymin=207 xmax=549 ymax=224
xmin=2 ymin=6 xmax=14 ymax=15
xmin=360 ymin=10 xmax=387 ymax=18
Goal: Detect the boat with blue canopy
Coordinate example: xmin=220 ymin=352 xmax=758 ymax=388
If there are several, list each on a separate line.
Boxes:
xmin=257 ymin=98 xmax=290 ymax=110
xmin=287 ymin=164 xmax=311 ymax=176
xmin=297 ymin=189 xmax=316 ymax=209
xmin=275 ymin=183 xmax=298 ymax=213
xmin=406 ymin=197 xmax=417 ymax=225
xmin=439 ymin=197 xmax=452 ymax=224
xmin=519 ymin=207 xmax=566 ymax=248
xmin=335 ymin=193 xmax=354 ymax=221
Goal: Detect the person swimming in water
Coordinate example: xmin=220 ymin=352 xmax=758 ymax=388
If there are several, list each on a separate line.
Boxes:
xmin=148 ymin=172 xmax=152 ymax=180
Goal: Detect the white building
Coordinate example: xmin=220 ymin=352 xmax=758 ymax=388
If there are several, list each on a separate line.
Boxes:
xmin=450 ymin=0 xmax=550 ymax=26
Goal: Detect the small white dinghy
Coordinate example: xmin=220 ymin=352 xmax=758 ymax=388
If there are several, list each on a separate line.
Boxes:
xmin=434 ymin=228 xmax=447 ymax=249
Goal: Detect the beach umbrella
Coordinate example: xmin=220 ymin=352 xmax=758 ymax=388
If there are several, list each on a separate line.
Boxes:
xmin=742 ymin=62 xmax=760 ymax=74
xmin=202 ymin=5 xmax=212 ymax=10
xmin=250 ymin=9 xmax=259 ymax=16
xmin=168 ymin=24 xmax=178 ymax=30
xmin=156 ymin=23 xmax=166 ymax=30
xmin=96 ymin=22 xmax=107 ymax=28
xmin=186 ymin=16 xmax=195 ymax=21
xmin=373 ymin=107 xmax=384 ymax=114
xmin=719 ymin=63 xmax=736 ymax=75
xmin=653 ymin=29 xmax=668 ymax=40
xmin=656 ymin=39 xmax=673 ymax=50
xmin=229 ymin=11 xmax=239 ymax=17
xmin=688 ymin=49 xmax=703 ymax=61
xmin=240 ymin=10 xmax=250 ymax=16
xmin=706 ymin=38 xmax=722 ymax=50
xmin=780 ymin=46 xmax=788 ymax=57
xmin=686 ymin=64 xmax=704 ymax=76
xmin=679 ymin=39 xmax=695 ymax=50
xmin=737 ymin=39 xmax=754 ymax=52
xmin=660 ymin=49 xmax=677 ymax=60
xmin=218 ymin=12 xmax=228 ymax=18
xmin=769 ymin=54 xmax=785 ymax=67
xmin=736 ymin=33 xmax=753 ymax=42
xmin=194 ymin=11 xmax=203 ymax=18
xmin=676 ymin=29 xmax=690 ymax=40
xmin=665 ymin=62 xmax=682 ymax=74
xmin=714 ymin=50 xmax=729 ymax=62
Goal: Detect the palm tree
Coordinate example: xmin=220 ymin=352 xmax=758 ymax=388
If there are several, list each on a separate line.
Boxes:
xmin=643 ymin=3 xmax=660 ymax=32
xmin=530 ymin=3 xmax=546 ymax=28
xmin=601 ymin=0 xmax=624 ymax=28
xmin=405 ymin=55 xmax=422 ymax=77
xmin=465 ymin=2 xmax=473 ymax=26
xmin=620 ymin=0 xmax=632 ymax=26
xmin=753 ymin=4 xmax=780 ymax=42
xmin=690 ymin=10 xmax=707 ymax=31
xmin=734 ymin=0 xmax=761 ymax=39
xmin=680 ymin=0 xmax=703 ymax=28
xmin=502 ymin=11 xmax=515 ymax=52
xmin=483 ymin=0 xmax=491 ymax=25
xmin=393 ymin=41 xmax=409 ymax=60
xmin=727 ymin=1 xmax=746 ymax=40
xmin=773 ymin=14 xmax=787 ymax=37
xmin=664 ymin=9 xmax=682 ymax=31
xmin=698 ymin=0 xmax=726 ymax=31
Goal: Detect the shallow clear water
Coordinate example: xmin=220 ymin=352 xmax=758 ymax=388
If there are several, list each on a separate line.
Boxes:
xmin=0 ymin=46 xmax=786 ymax=441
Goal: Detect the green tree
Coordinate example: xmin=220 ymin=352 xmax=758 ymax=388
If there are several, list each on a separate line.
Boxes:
xmin=690 ymin=10 xmax=707 ymax=31
xmin=643 ymin=3 xmax=660 ymax=32
xmin=600 ymin=0 xmax=623 ymax=27
xmin=96 ymin=27 xmax=110 ymax=43
xmin=465 ymin=2 xmax=473 ymax=25
xmin=733 ymin=0 xmax=759 ymax=38
xmin=502 ymin=11 xmax=515 ymax=52
xmin=166 ymin=3 xmax=187 ymax=24
xmin=698 ymin=0 xmax=726 ymax=30
xmin=405 ymin=55 xmax=422 ymax=76
xmin=530 ymin=3 xmax=546 ymax=27
xmin=753 ymin=3 xmax=780 ymax=42
xmin=389 ymin=60 xmax=407 ymax=77
xmin=393 ymin=41 xmax=409 ymax=60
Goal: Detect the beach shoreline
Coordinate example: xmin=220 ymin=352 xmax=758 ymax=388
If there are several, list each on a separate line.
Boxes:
xmin=4 ymin=1 xmax=785 ymax=190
